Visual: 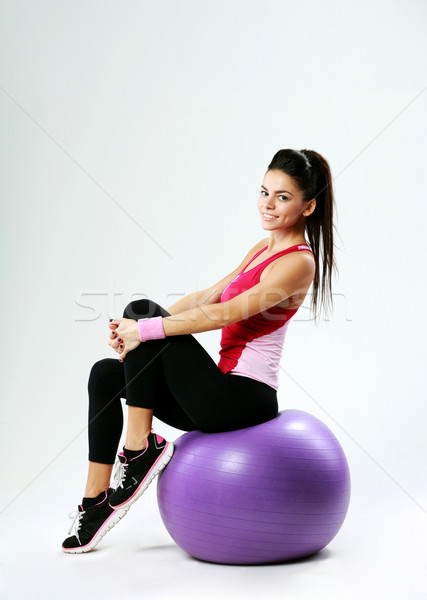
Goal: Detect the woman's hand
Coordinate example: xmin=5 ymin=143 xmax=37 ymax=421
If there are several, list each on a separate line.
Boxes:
xmin=108 ymin=318 xmax=141 ymax=362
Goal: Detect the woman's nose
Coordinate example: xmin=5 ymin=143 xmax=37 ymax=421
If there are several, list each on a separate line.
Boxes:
xmin=263 ymin=201 xmax=275 ymax=210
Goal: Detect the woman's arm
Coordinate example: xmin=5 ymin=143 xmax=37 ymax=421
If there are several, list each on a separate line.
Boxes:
xmin=161 ymin=251 xmax=315 ymax=337
xmin=111 ymin=245 xmax=313 ymax=361
xmin=162 ymin=303 xmax=227 ymax=335
xmin=166 ymin=290 xmax=219 ymax=316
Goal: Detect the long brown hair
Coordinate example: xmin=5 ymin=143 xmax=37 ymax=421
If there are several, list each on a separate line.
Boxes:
xmin=267 ymin=149 xmax=338 ymax=324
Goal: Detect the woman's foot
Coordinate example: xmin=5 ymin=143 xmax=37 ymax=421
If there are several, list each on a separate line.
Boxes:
xmin=109 ymin=430 xmax=174 ymax=511
xmin=62 ymin=488 xmax=129 ymax=554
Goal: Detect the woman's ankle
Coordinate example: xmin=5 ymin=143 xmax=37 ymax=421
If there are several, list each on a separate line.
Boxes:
xmin=83 ymin=485 xmax=110 ymax=499
xmin=124 ymin=436 xmax=148 ymax=452
xmin=125 ymin=429 xmax=151 ymax=451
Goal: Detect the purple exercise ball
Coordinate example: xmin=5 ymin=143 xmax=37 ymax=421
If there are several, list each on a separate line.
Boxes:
xmin=157 ymin=409 xmax=351 ymax=565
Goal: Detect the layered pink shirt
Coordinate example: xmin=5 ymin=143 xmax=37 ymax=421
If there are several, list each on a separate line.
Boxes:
xmin=217 ymin=243 xmax=313 ymax=390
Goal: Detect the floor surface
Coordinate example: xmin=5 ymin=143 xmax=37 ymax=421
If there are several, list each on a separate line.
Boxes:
xmin=1 ymin=442 xmax=426 ymax=600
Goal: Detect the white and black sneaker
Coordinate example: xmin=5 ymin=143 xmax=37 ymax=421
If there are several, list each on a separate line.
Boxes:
xmin=109 ymin=430 xmax=174 ymax=511
xmin=62 ymin=487 xmax=129 ymax=554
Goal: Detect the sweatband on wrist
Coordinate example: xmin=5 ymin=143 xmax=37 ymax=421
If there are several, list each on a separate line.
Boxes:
xmin=137 ymin=316 xmax=166 ymax=342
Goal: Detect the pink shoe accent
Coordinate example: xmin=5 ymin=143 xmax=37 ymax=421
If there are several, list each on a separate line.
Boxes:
xmin=111 ymin=442 xmax=172 ymax=509
xmin=118 ymin=451 xmax=129 ymax=464
xmin=156 ymin=434 xmax=164 ymax=445
xmin=128 ymin=438 xmax=149 ymax=461
xmin=93 ymin=490 xmax=108 ymax=506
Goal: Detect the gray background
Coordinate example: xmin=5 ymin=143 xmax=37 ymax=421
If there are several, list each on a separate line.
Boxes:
xmin=1 ymin=1 xmax=426 ymax=598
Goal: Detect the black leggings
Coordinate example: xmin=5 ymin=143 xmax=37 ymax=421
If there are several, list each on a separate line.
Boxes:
xmin=87 ymin=299 xmax=278 ymax=463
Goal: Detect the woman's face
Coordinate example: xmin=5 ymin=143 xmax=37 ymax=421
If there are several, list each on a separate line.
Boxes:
xmin=257 ymin=169 xmax=310 ymax=231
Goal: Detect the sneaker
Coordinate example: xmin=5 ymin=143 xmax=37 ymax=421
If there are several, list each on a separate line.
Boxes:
xmin=62 ymin=487 xmax=129 ymax=554
xmin=109 ymin=430 xmax=174 ymax=510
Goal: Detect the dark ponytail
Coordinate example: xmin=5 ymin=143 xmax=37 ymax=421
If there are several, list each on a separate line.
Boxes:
xmin=267 ymin=149 xmax=338 ymax=324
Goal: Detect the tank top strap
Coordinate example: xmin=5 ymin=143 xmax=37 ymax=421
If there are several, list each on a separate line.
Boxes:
xmin=296 ymin=244 xmax=313 ymax=254
xmin=260 ymin=244 xmax=313 ymax=268
xmin=271 ymin=243 xmax=313 ymax=257
xmin=241 ymin=243 xmax=313 ymax=274
xmin=239 ymin=246 xmax=268 ymax=273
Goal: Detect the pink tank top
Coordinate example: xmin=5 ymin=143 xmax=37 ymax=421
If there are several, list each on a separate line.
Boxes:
xmin=217 ymin=243 xmax=314 ymax=390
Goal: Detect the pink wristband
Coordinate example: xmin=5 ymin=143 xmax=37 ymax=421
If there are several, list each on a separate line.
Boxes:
xmin=137 ymin=316 xmax=166 ymax=342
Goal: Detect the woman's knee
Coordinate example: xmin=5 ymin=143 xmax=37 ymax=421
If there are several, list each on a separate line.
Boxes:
xmin=88 ymin=358 xmax=119 ymax=395
xmin=123 ymin=299 xmax=169 ymax=320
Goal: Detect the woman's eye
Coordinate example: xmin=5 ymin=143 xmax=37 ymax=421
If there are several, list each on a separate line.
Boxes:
xmin=260 ymin=190 xmax=288 ymax=200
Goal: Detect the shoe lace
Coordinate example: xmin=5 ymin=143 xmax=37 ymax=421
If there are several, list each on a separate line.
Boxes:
xmin=67 ymin=509 xmax=84 ymax=543
xmin=113 ymin=459 xmax=128 ymax=490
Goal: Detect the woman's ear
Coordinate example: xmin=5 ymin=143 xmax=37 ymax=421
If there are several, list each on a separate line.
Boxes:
xmin=303 ymin=198 xmax=316 ymax=217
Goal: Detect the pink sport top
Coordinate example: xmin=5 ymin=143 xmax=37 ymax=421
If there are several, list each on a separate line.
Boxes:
xmin=217 ymin=243 xmax=314 ymax=391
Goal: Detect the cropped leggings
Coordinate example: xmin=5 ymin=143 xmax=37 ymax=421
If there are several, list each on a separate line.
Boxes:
xmin=87 ymin=299 xmax=278 ymax=464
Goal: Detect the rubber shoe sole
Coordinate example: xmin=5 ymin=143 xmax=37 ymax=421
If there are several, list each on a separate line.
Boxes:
xmin=110 ymin=442 xmax=174 ymax=511
xmin=61 ymin=506 xmax=129 ymax=554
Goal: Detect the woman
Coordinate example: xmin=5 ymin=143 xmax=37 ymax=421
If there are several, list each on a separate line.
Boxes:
xmin=62 ymin=148 xmax=337 ymax=553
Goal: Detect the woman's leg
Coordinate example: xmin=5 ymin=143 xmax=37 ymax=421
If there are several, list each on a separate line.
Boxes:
xmin=84 ymin=297 xmax=277 ymax=497
xmin=84 ymin=358 xmax=125 ymax=497
xmin=84 ymin=462 xmax=114 ymax=498
xmin=83 ymin=407 xmax=156 ymax=504
xmin=122 ymin=299 xmax=278 ymax=433
xmin=84 ymin=351 xmax=198 ymax=497
xmin=62 ymin=297 xmax=278 ymax=552
xmin=125 ymin=407 xmax=153 ymax=451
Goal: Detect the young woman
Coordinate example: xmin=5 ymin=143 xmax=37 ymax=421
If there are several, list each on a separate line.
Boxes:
xmin=62 ymin=148 xmax=337 ymax=553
